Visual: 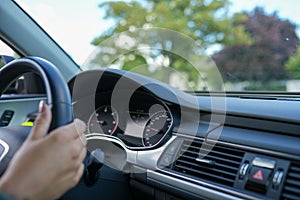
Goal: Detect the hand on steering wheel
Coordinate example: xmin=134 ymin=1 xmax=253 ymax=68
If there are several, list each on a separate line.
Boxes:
xmin=0 ymin=57 xmax=87 ymax=199
xmin=0 ymin=101 xmax=86 ymax=200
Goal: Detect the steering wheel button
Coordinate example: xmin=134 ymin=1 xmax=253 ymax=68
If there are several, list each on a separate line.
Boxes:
xmin=0 ymin=110 xmax=14 ymax=127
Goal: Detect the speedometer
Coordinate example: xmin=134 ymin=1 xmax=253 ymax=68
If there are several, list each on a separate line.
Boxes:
xmin=143 ymin=110 xmax=173 ymax=147
xmin=88 ymin=105 xmax=118 ymax=135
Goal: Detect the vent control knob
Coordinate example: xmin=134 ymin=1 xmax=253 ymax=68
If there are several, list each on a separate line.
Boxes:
xmin=272 ymin=170 xmax=284 ymax=189
xmin=239 ymin=162 xmax=249 ymax=179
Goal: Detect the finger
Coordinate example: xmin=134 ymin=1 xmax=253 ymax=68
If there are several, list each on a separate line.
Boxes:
xmin=29 ymin=101 xmax=52 ymax=140
xmin=54 ymin=119 xmax=86 ymax=140
xmin=75 ymin=146 xmax=87 ymax=162
xmin=79 ymin=132 xmax=87 ymax=146
xmin=70 ymin=163 xmax=85 ymax=188
xmin=70 ymin=136 xmax=86 ymax=158
xmin=73 ymin=119 xmax=86 ymax=139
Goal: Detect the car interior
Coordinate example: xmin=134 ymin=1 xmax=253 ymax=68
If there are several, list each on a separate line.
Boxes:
xmin=1 ymin=0 xmax=300 ymax=200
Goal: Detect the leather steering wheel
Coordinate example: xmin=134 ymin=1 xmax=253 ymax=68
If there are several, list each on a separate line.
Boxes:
xmin=0 ymin=57 xmax=73 ymax=176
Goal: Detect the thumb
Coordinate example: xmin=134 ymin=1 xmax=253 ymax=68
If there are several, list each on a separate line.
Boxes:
xmin=29 ymin=100 xmax=52 ymax=140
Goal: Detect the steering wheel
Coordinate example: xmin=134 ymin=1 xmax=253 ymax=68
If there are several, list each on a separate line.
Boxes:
xmin=0 ymin=57 xmax=73 ymax=176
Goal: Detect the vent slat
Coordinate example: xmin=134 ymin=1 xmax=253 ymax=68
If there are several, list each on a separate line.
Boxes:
xmin=288 ymin=172 xmax=300 ymax=180
xmin=174 ymin=165 xmax=235 ymax=184
xmin=179 ymin=150 xmax=242 ymax=166
xmin=182 ymin=143 xmax=245 ymax=155
xmin=171 ymin=138 xmax=245 ymax=187
xmin=281 ymin=193 xmax=300 ymax=200
xmin=177 ymin=155 xmax=239 ymax=172
xmin=281 ymin=163 xmax=300 ymax=200
xmin=214 ymin=162 xmax=240 ymax=172
xmin=283 ymin=186 xmax=300 ymax=195
xmin=198 ymin=153 xmax=242 ymax=166
xmin=201 ymin=148 xmax=244 ymax=160
xmin=285 ymin=178 xmax=300 ymax=186
xmin=181 ymin=147 xmax=243 ymax=161
xmin=290 ymin=166 xmax=300 ymax=172
xmin=175 ymin=159 xmax=237 ymax=177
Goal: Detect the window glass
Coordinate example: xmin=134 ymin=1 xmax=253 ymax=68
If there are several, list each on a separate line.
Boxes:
xmin=0 ymin=39 xmax=43 ymax=95
xmin=0 ymin=39 xmax=18 ymax=68
xmin=15 ymin=0 xmax=300 ymax=92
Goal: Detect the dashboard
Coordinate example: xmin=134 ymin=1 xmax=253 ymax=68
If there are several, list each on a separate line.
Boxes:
xmin=67 ymin=68 xmax=300 ymax=200
xmin=1 ymin=68 xmax=300 ymax=200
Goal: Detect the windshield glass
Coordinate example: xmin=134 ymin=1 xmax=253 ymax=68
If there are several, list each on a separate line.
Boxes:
xmin=15 ymin=0 xmax=300 ymax=92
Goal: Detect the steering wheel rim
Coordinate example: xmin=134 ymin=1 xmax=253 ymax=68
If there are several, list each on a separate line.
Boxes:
xmin=0 ymin=57 xmax=73 ymax=129
xmin=0 ymin=56 xmax=73 ymax=175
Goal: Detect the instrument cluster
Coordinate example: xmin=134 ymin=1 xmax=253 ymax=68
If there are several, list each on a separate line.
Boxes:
xmin=87 ymin=90 xmax=175 ymax=149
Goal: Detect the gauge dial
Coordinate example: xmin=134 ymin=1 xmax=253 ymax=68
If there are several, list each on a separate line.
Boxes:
xmin=143 ymin=110 xmax=173 ymax=147
xmin=88 ymin=105 xmax=118 ymax=135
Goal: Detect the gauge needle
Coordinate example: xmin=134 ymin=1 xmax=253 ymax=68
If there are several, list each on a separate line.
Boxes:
xmin=148 ymin=127 xmax=159 ymax=132
xmin=90 ymin=120 xmax=105 ymax=124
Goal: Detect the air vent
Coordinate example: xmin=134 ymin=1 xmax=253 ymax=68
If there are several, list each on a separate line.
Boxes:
xmin=169 ymin=138 xmax=245 ymax=187
xmin=281 ymin=162 xmax=300 ymax=200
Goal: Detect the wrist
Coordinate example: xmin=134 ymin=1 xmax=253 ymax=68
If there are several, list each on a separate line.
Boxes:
xmin=0 ymin=176 xmax=27 ymax=200
xmin=0 ymin=191 xmax=14 ymax=200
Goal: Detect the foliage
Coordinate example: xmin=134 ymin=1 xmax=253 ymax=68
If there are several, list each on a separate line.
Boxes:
xmin=89 ymin=0 xmax=252 ymax=90
xmin=213 ymin=7 xmax=299 ymax=84
xmin=285 ymin=45 xmax=300 ymax=79
xmin=244 ymin=81 xmax=286 ymax=91
xmin=94 ymin=0 xmax=252 ymax=47
xmin=0 ymin=57 xmax=4 ymax=68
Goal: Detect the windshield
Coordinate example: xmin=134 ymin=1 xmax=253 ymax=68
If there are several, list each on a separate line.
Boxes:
xmin=15 ymin=0 xmax=300 ymax=92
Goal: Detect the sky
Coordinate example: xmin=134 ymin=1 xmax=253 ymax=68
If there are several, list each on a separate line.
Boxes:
xmin=8 ymin=0 xmax=300 ymax=65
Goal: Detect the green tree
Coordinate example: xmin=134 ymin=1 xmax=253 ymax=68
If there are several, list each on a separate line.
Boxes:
xmin=285 ymin=45 xmax=300 ymax=79
xmin=89 ymin=0 xmax=252 ymax=90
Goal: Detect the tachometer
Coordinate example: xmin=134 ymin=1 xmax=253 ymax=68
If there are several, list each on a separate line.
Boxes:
xmin=143 ymin=110 xmax=173 ymax=147
xmin=88 ymin=105 xmax=118 ymax=135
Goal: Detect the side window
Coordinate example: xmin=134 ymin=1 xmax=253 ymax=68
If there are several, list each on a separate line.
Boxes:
xmin=0 ymin=40 xmax=21 ymax=94
xmin=0 ymin=39 xmax=19 ymax=68
xmin=0 ymin=39 xmax=45 ymax=95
